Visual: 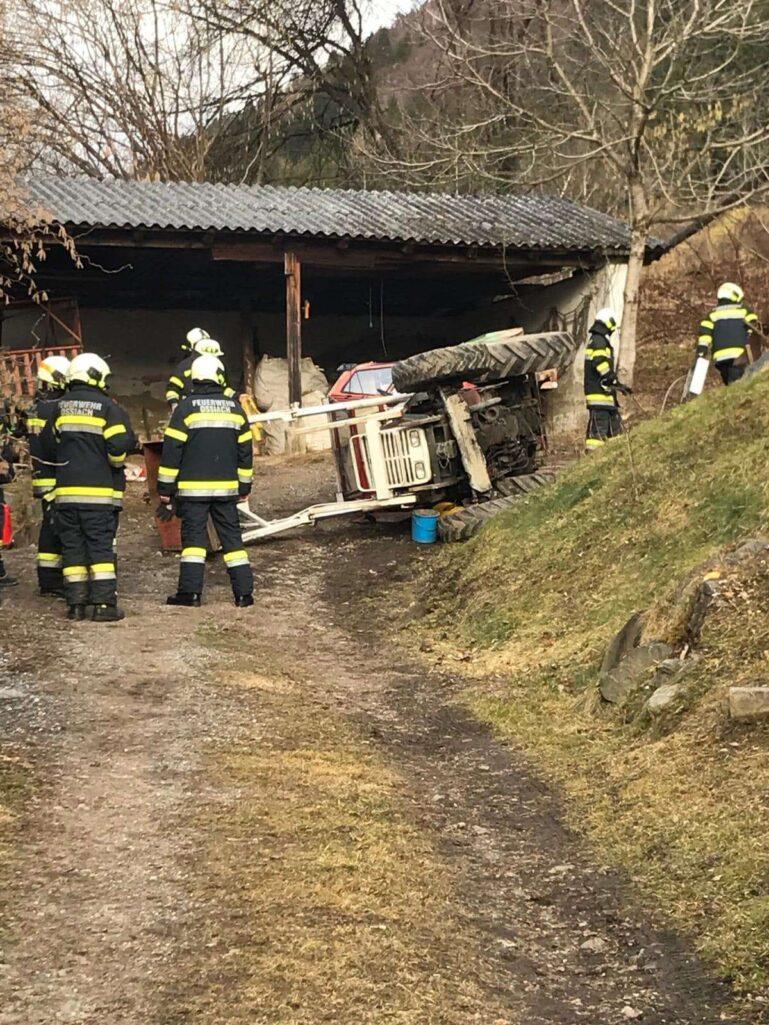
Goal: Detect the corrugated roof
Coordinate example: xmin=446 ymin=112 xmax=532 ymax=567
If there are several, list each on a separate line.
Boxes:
xmin=24 ymin=175 xmax=639 ymax=255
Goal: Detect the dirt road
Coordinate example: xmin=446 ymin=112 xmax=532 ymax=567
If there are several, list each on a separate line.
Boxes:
xmin=0 ymin=457 xmax=740 ymax=1024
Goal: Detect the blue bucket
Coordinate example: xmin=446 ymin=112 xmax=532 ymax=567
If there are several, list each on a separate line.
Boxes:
xmin=412 ymin=509 xmax=440 ymax=544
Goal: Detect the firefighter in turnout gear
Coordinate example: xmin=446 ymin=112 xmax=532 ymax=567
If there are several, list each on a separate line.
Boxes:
xmin=165 ymin=327 xmax=212 ymax=408
xmin=27 ymin=355 xmax=71 ymax=595
xmin=158 ymin=354 xmax=254 ymax=608
xmin=584 ymin=307 xmax=631 ymax=452
xmin=41 ymin=353 xmax=134 ymax=622
xmin=697 ymin=283 xmax=759 ymax=386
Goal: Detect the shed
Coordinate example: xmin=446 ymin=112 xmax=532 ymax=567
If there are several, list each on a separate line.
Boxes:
xmin=1 ymin=176 xmax=646 ymax=436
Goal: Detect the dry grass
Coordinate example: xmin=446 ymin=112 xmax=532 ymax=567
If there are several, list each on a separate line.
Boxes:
xmin=178 ymin=656 xmax=514 ymax=1025
xmin=412 ymin=370 xmax=769 ymax=1011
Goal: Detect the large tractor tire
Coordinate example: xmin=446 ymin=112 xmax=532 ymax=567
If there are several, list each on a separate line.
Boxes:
xmin=392 ymin=329 xmax=578 ymax=392
xmin=438 ymin=471 xmax=554 ymax=543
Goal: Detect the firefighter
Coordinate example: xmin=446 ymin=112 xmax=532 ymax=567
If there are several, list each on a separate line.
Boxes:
xmin=697 ymin=283 xmax=759 ymax=386
xmin=42 ymin=353 xmax=134 ymax=622
xmin=158 ymin=354 xmax=254 ymax=608
xmin=584 ymin=307 xmax=631 ymax=452
xmin=165 ymin=327 xmax=211 ymax=409
xmin=27 ymin=355 xmax=71 ymax=596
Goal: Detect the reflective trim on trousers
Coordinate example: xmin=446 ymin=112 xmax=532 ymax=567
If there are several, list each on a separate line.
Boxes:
xmin=181 ymin=547 xmax=207 ymax=564
xmin=63 ymin=565 xmax=89 ymax=582
xmin=223 ymin=549 xmax=250 ymax=568
xmin=38 ymin=552 xmax=63 ymax=567
xmin=90 ymin=563 xmax=117 ymax=581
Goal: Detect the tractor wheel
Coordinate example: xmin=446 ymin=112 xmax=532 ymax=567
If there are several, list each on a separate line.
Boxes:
xmin=392 ymin=330 xmax=578 ymax=392
xmin=438 ymin=472 xmax=554 ymax=543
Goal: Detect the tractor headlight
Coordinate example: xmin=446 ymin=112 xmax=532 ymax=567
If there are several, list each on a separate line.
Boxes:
xmin=414 ymin=461 xmax=426 ymax=480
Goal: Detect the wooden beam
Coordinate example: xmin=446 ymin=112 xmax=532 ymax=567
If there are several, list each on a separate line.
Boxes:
xmin=285 ymin=251 xmax=302 ymax=407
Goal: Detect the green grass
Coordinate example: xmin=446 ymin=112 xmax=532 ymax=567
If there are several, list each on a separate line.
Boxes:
xmin=415 ymin=371 xmax=769 ymax=1011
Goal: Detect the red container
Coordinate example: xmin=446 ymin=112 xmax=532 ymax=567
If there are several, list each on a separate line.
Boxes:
xmin=1 ymin=503 xmax=13 ymax=548
xmin=142 ymin=440 xmax=182 ymax=552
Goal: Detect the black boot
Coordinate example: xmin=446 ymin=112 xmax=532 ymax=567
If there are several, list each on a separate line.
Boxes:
xmin=166 ymin=593 xmax=201 ymax=607
xmin=92 ymin=604 xmax=125 ymax=623
xmin=234 ymin=594 xmax=254 ymax=608
xmin=67 ymin=604 xmax=87 ymax=621
xmin=0 ymin=568 xmax=18 ymax=587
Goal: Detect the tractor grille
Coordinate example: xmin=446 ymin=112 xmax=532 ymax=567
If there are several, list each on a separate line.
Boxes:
xmin=381 ymin=427 xmax=430 ymax=488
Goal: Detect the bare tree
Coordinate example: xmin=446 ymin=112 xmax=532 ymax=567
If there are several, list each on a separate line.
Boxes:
xmin=362 ymin=0 xmax=769 ymax=382
xmin=0 ymin=8 xmax=77 ymax=301
xmin=5 ymin=0 xmax=287 ymax=182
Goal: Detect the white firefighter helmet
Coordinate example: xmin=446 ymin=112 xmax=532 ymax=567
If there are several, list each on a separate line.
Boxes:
xmin=596 ymin=307 xmax=619 ymax=332
xmin=717 ymin=282 xmax=744 ymax=304
xmin=37 ymin=354 xmax=71 ymax=388
xmin=185 ymin=327 xmax=210 ymax=350
xmin=193 ymin=337 xmax=224 ymax=357
xmin=190 ymin=354 xmax=225 ymax=384
xmin=67 ymin=352 xmax=112 ymax=390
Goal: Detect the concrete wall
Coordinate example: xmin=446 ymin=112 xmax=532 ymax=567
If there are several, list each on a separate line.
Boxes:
xmin=0 ymin=259 xmax=627 ymax=441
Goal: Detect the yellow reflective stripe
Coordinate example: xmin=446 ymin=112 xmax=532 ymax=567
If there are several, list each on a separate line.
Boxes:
xmin=178 ymin=480 xmax=238 ymax=490
xmin=746 ymin=312 xmax=759 ymax=323
xmin=700 ymin=320 xmax=714 ymax=330
xmin=238 ymin=468 xmax=254 ymax=480
xmin=182 ymin=547 xmax=207 ymax=558
xmin=713 ymin=347 xmax=745 ymax=361
xmin=238 ymin=430 xmax=253 ymax=444
xmin=63 ymin=565 xmax=88 ymax=578
xmin=34 ymin=478 xmax=56 ymax=488
xmin=27 ymin=417 xmax=46 ymax=429
xmin=57 ymin=414 xmax=106 ymax=428
xmin=158 ymin=466 xmax=179 ymax=478
xmin=585 ymin=347 xmax=611 ymax=358
xmin=697 ymin=335 xmax=712 ymax=344
xmin=185 ymin=412 xmax=244 ymax=426
xmin=595 ymin=361 xmax=611 ymax=374
xmin=711 ymin=307 xmax=747 ymax=321
xmin=223 ymin=550 xmax=249 ymax=565
xmin=103 ymin=423 xmax=127 ymax=440
xmin=38 ymin=552 xmax=63 ymax=564
xmin=164 ymin=427 xmax=188 ymax=442
xmin=169 ymin=376 xmax=185 ymax=389
xmin=56 ymin=486 xmax=114 ymax=497
xmin=586 ymin=393 xmax=615 ymax=402
xmin=90 ymin=563 xmax=115 ymax=573
xmin=108 ymin=454 xmax=126 ymax=466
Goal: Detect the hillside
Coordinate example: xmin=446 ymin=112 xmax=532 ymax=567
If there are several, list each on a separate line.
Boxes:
xmin=414 ymin=369 xmax=769 ymax=1015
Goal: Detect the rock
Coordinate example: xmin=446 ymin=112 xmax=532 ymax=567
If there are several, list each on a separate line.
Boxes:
xmin=645 ymin=681 xmax=687 ymax=716
xmin=621 ymin=1007 xmax=642 ymax=1020
xmin=599 ymin=642 xmax=674 ymax=705
xmin=580 ymin=936 xmax=607 ymax=953
xmin=600 ymin=611 xmax=646 ymax=676
xmin=729 ymin=687 xmax=769 ymax=722
xmin=723 ymin=537 xmax=769 ymax=566
xmin=0 ymin=686 xmax=26 ymax=701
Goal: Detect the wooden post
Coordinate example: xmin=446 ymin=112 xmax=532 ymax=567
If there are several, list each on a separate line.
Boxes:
xmin=285 ymin=251 xmax=302 ymax=407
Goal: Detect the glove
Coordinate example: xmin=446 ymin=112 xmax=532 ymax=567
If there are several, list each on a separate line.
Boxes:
xmin=156 ymin=497 xmax=176 ymax=522
xmin=615 ymin=382 xmax=633 ymax=396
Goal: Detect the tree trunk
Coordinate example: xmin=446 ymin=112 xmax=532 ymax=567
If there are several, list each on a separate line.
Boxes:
xmin=617 ymin=181 xmax=650 ymax=386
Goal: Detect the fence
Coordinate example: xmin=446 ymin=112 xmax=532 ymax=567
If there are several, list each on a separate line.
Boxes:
xmin=1 ymin=344 xmax=83 ymax=399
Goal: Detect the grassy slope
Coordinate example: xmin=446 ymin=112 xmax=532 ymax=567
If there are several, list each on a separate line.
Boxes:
xmin=417 ymin=371 xmax=769 ymax=1008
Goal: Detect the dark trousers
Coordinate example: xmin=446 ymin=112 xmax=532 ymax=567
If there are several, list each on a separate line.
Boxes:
xmin=716 ymin=359 xmax=745 ymax=386
xmin=0 ymin=487 xmax=6 ymax=578
xmin=178 ymin=499 xmax=253 ymax=600
xmin=586 ymin=407 xmax=623 ymax=451
xmin=37 ymin=501 xmax=64 ymax=591
xmin=57 ymin=505 xmax=118 ymax=607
